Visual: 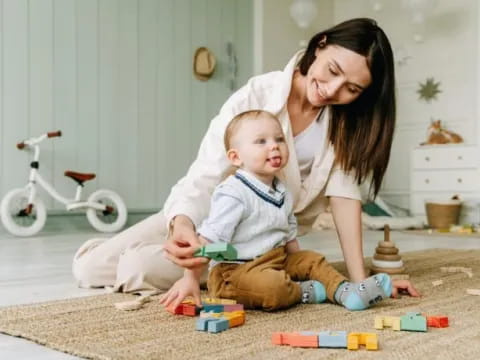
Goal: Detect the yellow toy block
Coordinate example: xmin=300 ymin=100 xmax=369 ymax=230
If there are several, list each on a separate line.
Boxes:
xmin=374 ymin=316 xmax=401 ymax=330
xmin=347 ymin=335 xmax=359 ymax=350
xmin=202 ymin=297 xmax=237 ymax=304
xmin=347 ymin=333 xmax=378 ymax=351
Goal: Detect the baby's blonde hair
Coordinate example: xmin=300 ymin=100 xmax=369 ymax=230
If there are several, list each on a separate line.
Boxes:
xmin=223 ymin=110 xmax=280 ymax=151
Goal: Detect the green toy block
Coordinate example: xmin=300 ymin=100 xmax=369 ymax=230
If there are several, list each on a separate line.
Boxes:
xmin=400 ymin=312 xmax=427 ymax=332
xmin=194 ymin=243 xmax=237 ymax=261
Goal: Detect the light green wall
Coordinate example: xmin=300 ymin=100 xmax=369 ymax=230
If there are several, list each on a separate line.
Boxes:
xmin=0 ymin=0 xmax=253 ymax=210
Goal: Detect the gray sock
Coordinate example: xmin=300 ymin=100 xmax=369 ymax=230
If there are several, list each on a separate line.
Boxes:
xmin=334 ymin=274 xmax=392 ymax=311
xmin=298 ymin=280 xmax=327 ymax=304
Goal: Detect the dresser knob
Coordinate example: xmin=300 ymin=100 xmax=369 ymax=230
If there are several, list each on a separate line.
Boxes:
xmin=457 ymin=178 xmax=463 ymax=183
xmin=425 ymin=156 xmax=430 ymax=161
xmin=424 ymin=178 xmax=430 ymax=184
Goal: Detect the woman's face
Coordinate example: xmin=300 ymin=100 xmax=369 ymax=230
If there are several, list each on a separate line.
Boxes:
xmin=305 ymin=45 xmax=372 ymax=106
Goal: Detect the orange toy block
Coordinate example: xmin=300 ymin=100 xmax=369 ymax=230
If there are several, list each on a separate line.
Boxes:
xmin=347 ymin=333 xmax=378 ymax=351
xmin=227 ymin=313 xmax=245 ymax=328
xmin=272 ymin=332 xmax=284 ymax=345
xmin=427 ymin=316 xmax=449 ymax=328
xmin=271 ymin=332 xmax=318 ymax=348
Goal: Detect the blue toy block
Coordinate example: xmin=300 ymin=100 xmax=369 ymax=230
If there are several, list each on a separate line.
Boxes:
xmin=196 ymin=318 xmax=212 ymax=331
xmin=318 ymin=331 xmax=348 ymax=348
xmin=207 ymin=318 xmax=229 ymax=333
xmin=400 ymin=312 xmax=427 ymax=332
xmin=202 ymin=304 xmax=224 ymax=313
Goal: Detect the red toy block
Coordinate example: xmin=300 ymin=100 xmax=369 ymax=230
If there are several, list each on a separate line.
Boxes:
xmin=182 ymin=303 xmax=200 ymax=316
xmin=427 ymin=316 xmax=449 ymax=328
xmin=166 ymin=303 xmax=183 ymax=315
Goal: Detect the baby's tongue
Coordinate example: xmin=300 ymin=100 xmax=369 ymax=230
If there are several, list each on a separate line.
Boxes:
xmin=271 ymin=157 xmax=281 ymax=167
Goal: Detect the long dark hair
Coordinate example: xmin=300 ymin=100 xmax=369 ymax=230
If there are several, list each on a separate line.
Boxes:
xmin=298 ymin=18 xmax=395 ymax=198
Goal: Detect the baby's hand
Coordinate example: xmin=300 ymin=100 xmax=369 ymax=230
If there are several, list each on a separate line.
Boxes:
xmin=391 ymin=279 xmax=421 ymax=298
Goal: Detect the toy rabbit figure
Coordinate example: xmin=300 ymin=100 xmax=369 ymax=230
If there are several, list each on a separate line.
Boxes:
xmin=422 ymin=120 xmax=463 ymax=145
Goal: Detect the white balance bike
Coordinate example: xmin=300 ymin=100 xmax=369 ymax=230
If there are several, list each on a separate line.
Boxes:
xmin=0 ymin=131 xmax=127 ymax=236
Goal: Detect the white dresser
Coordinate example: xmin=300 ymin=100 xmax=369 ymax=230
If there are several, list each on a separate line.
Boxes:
xmin=410 ymin=144 xmax=480 ymax=224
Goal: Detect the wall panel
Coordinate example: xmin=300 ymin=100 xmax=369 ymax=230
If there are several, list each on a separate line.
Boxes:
xmin=0 ymin=0 xmax=254 ymax=212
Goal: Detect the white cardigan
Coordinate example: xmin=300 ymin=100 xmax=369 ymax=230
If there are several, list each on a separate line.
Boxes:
xmin=163 ymin=51 xmax=361 ymax=236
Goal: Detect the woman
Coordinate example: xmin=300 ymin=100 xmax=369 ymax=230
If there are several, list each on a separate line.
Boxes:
xmin=73 ymin=18 xmax=416 ymax=296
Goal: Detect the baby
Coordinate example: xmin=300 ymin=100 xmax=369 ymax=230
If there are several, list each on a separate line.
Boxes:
xmin=160 ymin=110 xmax=419 ymax=311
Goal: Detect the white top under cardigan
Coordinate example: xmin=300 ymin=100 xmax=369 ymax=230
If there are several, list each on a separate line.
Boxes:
xmin=197 ymin=169 xmax=296 ymax=265
xmin=291 ymin=107 xmax=328 ymax=182
xmin=163 ymin=51 xmax=361 ymax=236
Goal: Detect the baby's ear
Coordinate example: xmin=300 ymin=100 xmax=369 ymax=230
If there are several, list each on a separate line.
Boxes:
xmin=227 ymin=148 xmax=242 ymax=167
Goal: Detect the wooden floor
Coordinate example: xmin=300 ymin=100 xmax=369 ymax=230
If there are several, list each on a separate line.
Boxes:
xmin=1 ymin=216 xmax=480 ymax=359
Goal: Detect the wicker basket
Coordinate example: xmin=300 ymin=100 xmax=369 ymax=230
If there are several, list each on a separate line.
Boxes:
xmin=425 ymin=200 xmax=462 ymax=229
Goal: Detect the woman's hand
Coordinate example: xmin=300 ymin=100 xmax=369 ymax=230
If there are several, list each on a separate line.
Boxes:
xmin=163 ymin=215 xmax=209 ymax=269
xmin=159 ymin=271 xmax=202 ymax=309
xmin=391 ymin=279 xmax=421 ymax=298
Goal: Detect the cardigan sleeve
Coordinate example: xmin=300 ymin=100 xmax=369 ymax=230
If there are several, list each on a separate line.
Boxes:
xmin=324 ymin=167 xmax=362 ymax=201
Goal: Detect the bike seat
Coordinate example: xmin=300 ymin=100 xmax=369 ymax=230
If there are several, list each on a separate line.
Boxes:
xmin=64 ymin=171 xmax=96 ymax=185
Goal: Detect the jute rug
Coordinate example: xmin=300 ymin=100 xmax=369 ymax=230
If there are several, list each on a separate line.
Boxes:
xmin=1 ymin=249 xmax=479 ymax=360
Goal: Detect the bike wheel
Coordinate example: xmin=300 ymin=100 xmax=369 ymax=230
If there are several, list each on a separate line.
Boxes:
xmin=0 ymin=188 xmax=47 ymax=236
xmin=86 ymin=189 xmax=127 ymax=233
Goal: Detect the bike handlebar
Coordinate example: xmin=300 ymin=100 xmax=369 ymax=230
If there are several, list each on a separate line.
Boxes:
xmin=16 ymin=130 xmax=62 ymax=150
xmin=48 ymin=130 xmax=62 ymax=138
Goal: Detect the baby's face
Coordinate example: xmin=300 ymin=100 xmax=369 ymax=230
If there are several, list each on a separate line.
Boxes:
xmin=229 ymin=115 xmax=289 ymax=181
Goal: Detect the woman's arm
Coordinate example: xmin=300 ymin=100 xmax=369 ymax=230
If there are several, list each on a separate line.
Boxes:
xmin=329 ymin=196 xmax=366 ymax=282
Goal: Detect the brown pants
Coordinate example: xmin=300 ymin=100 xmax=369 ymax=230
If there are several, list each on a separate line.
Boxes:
xmin=207 ymin=246 xmax=346 ymax=311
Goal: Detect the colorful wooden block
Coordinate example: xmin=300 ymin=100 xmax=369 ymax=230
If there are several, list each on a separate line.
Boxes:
xmin=271 ymin=332 xmax=318 ymax=348
xmin=207 ymin=318 xmax=230 ymax=333
xmin=400 ymin=312 xmax=427 ymax=332
xmin=223 ymin=304 xmax=244 ymax=312
xmin=202 ymin=304 xmax=224 ymax=313
xmin=194 ymin=243 xmax=238 ymax=261
xmin=227 ymin=313 xmax=245 ymax=328
xmin=182 ymin=303 xmax=200 ymax=316
xmin=166 ymin=303 xmax=183 ymax=315
xmin=196 ymin=318 xmax=212 ymax=331
xmin=199 ymin=310 xmax=222 ymax=318
xmin=374 ymin=316 xmax=401 ymax=330
xmin=318 ymin=331 xmax=347 ymax=348
xmin=202 ymin=297 xmax=237 ymax=304
xmin=426 ymin=316 xmax=449 ymax=328
xmin=272 ymin=332 xmax=284 ymax=345
xmin=347 ymin=333 xmax=378 ymax=350
xmin=287 ymin=332 xmax=319 ymax=348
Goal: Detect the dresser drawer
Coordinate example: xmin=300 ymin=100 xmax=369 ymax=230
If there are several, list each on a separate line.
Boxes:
xmin=412 ymin=146 xmax=478 ymax=169
xmin=412 ymin=170 xmax=479 ymax=192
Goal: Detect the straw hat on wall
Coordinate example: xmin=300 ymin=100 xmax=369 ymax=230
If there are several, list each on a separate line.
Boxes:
xmin=193 ymin=47 xmax=216 ymax=81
